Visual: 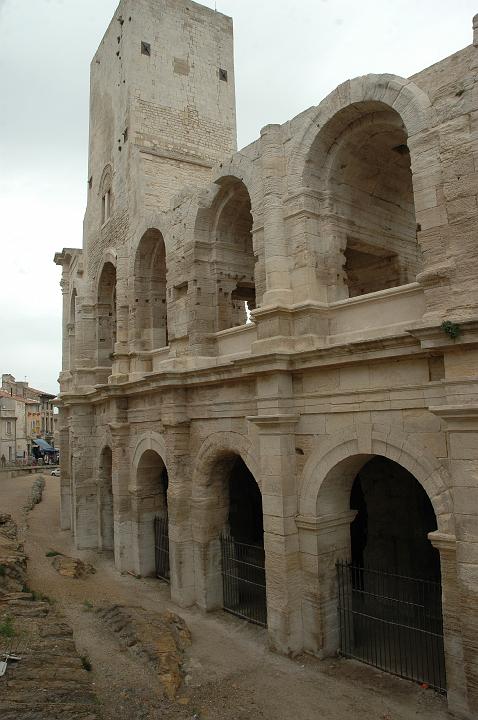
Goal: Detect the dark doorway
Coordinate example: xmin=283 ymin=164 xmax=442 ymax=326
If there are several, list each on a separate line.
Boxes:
xmin=221 ymin=458 xmax=266 ymax=626
xmin=338 ymin=456 xmax=446 ymax=692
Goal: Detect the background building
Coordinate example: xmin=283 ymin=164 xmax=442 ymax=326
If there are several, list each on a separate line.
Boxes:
xmin=55 ymin=3 xmax=478 ymax=718
xmin=1 ymin=373 xmax=58 ymax=463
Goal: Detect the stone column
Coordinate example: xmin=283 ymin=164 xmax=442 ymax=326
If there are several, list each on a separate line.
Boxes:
xmin=60 ymin=278 xmax=70 ymax=371
xmin=74 ymin=296 xmax=99 ymax=389
xmin=70 ymin=402 xmax=97 ymax=549
xmin=163 ymin=389 xmax=195 ymax=607
xmin=248 ymin=370 xmax=301 ymax=653
xmin=260 ymin=124 xmax=293 ymax=307
xmin=430 ymin=405 xmax=478 ymax=719
xmin=110 ymin=421 xmax=132 ymax=572
xmin=429 ymin=532 xmax=469 ymax=718
xmin=58 ymin=414 xmax=72 ymax=530
xmin=297 ymin=510 xmax=356 ymax=657
xmin=111 ymin=251 xmax=130 ymax=381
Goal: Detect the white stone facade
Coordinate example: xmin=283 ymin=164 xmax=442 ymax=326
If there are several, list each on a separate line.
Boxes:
xmin=55 ymin=3 xmax=478 ymax=717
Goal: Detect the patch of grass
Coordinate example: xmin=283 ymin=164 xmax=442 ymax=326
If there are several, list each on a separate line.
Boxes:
xmin=45 ymin=550 xmax=62 ymax=558
xmin=441 ymin=320 xmax=461 ymax=340
xmin=0 ymin=616 xmax=15 ymax=638
xmin=80 ymin=655 xmax=92 ymax=672
xmin=22 ymin=584 xmax=54 ymax=605
xmin=32 ymin=590 xmax=54 ymax=605
xmin=82 ymin=600 xmax=94 ymax=612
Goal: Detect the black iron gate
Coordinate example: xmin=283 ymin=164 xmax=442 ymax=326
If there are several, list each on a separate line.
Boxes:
xmin=337 ymin=561 xmax=446 ymax=692
xmin=154 ymin=514 xmax=170 ymax=582
xmin=220 ymin=533 xmax=267 ymax=627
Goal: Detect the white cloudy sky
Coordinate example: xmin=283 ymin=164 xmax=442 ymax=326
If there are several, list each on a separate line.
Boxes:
xmin=0 ymin=0 xmax=476 ymax=394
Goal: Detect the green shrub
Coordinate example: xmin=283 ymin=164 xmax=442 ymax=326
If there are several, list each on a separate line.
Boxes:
xmin=80 ymin=655 xmax=92 ymax=672
xmin=441 ymin=320 xmax=461 ymax=340
xmin=0 ymin=617 xmax=15 ymax=638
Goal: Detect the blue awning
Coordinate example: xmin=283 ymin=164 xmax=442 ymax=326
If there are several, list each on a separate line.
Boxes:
xmin=32 ymin=438 xmax=55 ymax=452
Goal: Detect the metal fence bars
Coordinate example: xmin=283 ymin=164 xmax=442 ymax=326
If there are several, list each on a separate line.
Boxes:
xmin=337 ymin=561 xmax=446 ymax=693
xmin=220 ymin=533 xmax=267 ymax=627
xmin=154 ymin=514 xmax=170 ymax=582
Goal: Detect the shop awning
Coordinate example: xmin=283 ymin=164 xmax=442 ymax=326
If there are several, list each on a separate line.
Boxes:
xmin=32 ymin=438 xmax=55 ymax=452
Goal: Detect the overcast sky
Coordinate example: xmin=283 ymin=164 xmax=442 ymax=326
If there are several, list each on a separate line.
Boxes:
xmin=0 ymin=0 xmax=476 ymax=394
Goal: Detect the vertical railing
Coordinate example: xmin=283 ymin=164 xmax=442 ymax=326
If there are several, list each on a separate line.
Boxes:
xmin=220 ymin=534 xmax=267 ymax=627
xmin=337 ymin=561 xmax=446 ymax=693
xmin=154 ymin=515 xmax=170 ymax=583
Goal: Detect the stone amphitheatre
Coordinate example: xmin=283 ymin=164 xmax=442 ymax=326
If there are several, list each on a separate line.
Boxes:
xmin=51 ymin=2 xmax=478 ymax=717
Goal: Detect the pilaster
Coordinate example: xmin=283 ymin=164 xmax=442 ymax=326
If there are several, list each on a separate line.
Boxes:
xmin=70 ymin=403 xmax=97 ymax=549
xmin=162 ymin=389 xmax=194 ymax=607
xmin=429 ymin=405 xmax=478 ymax=718
xmin=296 ymin=510 xmax=357 ymax=657
xmin=248 ymin=369 xmax=301 ymax=652
xmin=109 ymin=420 xmax=132 ymax=572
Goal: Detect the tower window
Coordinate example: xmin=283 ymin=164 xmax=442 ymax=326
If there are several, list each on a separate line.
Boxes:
xmin=219 ymin=68 xmax=228 ymax=82
xmin=141 ymin=41 xmax=151 ymax=57
xmin=102 ymin=189 xmax=111 ymax=225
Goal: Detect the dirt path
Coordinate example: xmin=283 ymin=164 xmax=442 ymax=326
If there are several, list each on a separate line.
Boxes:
xmin=1 ymin=473 xmax=449 ymax=720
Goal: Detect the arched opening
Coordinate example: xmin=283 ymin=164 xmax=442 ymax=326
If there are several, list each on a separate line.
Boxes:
xmin=98 ymin=446 xmax=113 ymax=551
xmin=97 ymin=262 xmax=116 ymax=367
xmin=307 ymin=103 xmax=421 ymax=299
xmin=213 ymin=180 xmax=256 ymax=330
xmin=134 ymin=450 xmax=169 ymax=579
xmin=349 ymin=457 xmax=439 ymax=578
xmin=194 ymin=452 xmax=266 ymax=626
xmin=133 ymin=229 xmax=168 ymax=351
xmin=307 ymin=453 xmax=445 ymax=691
xmin=68 ymin=289 xmax=77 ymax=370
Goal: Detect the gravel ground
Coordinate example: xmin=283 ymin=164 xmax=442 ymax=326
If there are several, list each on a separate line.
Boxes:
xmin=1 ymin=473 xmax=449 ymax=720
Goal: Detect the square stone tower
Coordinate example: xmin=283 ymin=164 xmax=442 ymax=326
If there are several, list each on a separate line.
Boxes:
xmin=84 ymin=0 xmax=236 ymax=275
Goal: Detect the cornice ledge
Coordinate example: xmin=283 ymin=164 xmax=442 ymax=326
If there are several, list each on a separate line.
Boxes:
xmin=247 ymin=414 xmax=300 ymax=426
xmin=108 ymin=422 xmax=130 ymax=434
xmin=296 ymin=510 xmax=357 ymax=532
xmin=429 ymin=404 xmax=478 ymax=420
xmin=428 ymin=531 xmax=456 ymax=552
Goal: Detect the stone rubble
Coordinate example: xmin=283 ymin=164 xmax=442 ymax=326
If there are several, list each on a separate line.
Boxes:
xmin=0 ymin=512 xmax=102 ymax=719
xmin=51 ymin=555 xmax=96 ymax=579
xmin=96 ymin=604 xmax=191 ymax=699
xmin=24 ymin=475 xmax=46 ymax=511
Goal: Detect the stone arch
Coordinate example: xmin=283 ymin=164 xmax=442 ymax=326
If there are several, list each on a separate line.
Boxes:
xmin=130 ymin=433 xmax=169 ymax=578
xmin=97 ymin=444 xmax=114 ymax=551
xmin=99 ymin=164 xmax=113 ymax=195
xmin=96 ymin=258 xmax=117 ymax=367
xmin=192 ymin=431 xmax=261 ymax=610
xmin=68 ymin=288 xmax=77 ymax=370
xmin=99 ymin=164 xmax=113 ymax=224
xmin=192 ymin=431 xmax=260 ymax=494
xmin=132 ymin=228 xmax=168 ymax=351
xmin=286 ymin=75 xmax=435 ymax=302
xmin=299 ymin=423 xmax=452 ymax=532
xmin=289 ymin=74 xmax=433 ymax=191
xmin=94 ymin=249 xmax=117 ymax=297
xmin=129 ymin=216 xmax=171 ymax=269
xmin=131 ymin=431 xmax=168 ymax=483
xmin=187 ymin=173 xmax=261 ymax=342
xmin=297 ymin=423 xmax=452 ymax=659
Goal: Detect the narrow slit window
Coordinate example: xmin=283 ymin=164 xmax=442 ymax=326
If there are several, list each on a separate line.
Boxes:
xmin=219 ymin=68 xmax=228 ymax=82
xmin=141 ymin=41 xmax=151 ymax=56
xmin=102 ymin=189 xmax=111 ymax=225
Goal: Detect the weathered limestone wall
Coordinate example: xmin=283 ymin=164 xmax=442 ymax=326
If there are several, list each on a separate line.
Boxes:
xmin=55 ymin=7 xmax=478 ymax=719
